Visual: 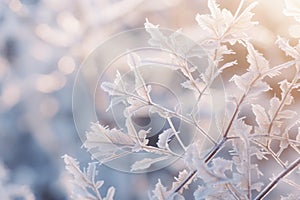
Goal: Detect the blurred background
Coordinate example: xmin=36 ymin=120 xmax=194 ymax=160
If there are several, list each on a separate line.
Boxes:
xmin=0 ymin=0 xmax=299 ymax=199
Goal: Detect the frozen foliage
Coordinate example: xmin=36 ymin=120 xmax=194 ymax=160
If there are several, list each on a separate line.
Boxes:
xmin=63 ymin=155 xmax=115 ymax=200
xmin=64 ymin=0 xmax=300 ymax=199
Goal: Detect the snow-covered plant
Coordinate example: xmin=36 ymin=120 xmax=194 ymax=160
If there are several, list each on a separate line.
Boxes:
xmin=62 ymin=155 xmax=115 ymax=200
xmin=65 ymin=0 xmax=300 ymax=199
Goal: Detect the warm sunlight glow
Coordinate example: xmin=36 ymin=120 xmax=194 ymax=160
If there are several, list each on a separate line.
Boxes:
xmin=58 ymin=56 xmax=76 ymax=74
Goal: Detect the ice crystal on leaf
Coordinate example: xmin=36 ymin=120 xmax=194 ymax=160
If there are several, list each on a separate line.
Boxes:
xmin=65 ymin=0 xmax=300 ymax=199
xmin=195 ymin=0 xmax=258 ymax=44
xmin=151 ymin=179 xmax=168 ymax=200
xmin=284 ymin=0 xmax=300 ymax=23
xmin=131 ymin=157 xmax=170 ymax=172
xmin=63 ymin=155 xmax=115 ymax=200
xmin=157 ymin=128 xmax=175 ymax=149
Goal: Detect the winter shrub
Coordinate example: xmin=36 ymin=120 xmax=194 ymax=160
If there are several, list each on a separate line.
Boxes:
xmin=64 ymin=0 xmax=300 ymax=199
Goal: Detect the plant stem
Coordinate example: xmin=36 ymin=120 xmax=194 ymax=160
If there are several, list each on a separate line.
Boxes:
xmin=167 ymin=72 xmax=262 ymax=197
xmin=233 ymin=0 xmax=245 ymax=19
xmin=204 ymin=136 xmax=227 ymax=163
xmin=166 ymin=117 xmax=187 ymax=151
xmin=173 ymin=170 xmax=197 ymax=193
xmin=119 ymin=89 xmax=214 ymax=143
xmin=254 ymin=157 xmax=300 ymax=200
xmin=266 ymin=73 xmax=298 ymax=148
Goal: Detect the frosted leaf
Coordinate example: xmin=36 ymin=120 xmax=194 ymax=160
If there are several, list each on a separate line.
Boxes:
xmin=196 ymin=0 xmax=257 ymax=43
xmin=246 ymin=43 xmax=269 ymax=74
xmin=184 ymin=141 xmax=203 ymax=170
xmin=247 ymin=43 xmax=293 ymax=78
xmin=218 ymin=60 xmax=238 ymax=74
xmin=284 ymin=0 xmax=300 ymax=23
xmin=280 ymin=80 xmax=290 ymax=95
xmin=83 ymin=122 xmax=138 ymax=162
xmin=196 ymin=161 xmax=219 ymax=182
xmin=194 ymin=185 xmax=232 ymax=200
xmin=279 ymin=80 xmax=294 ymax=105
xmin=231 ymin=74 xmax=271 ymax=98
xmin=201 ymin=63 xmax=214 ymax=84
xmin=269 ymin=62 xmax=297 ymax=79
xmin=125 ymin=97 xmax=147 ymax=117
xmin=276 ymin=37 xmax=300 ymax=59
xmin=86 ymin=162 xmax=98 ymax=186
xmin=101 ymin=71 xmax=126 ymax=96
xmin=144 ymin=19 xmax=168 ymax=49
xmin=234 ymin=118 xmax=252 ymax=139
xmin=230 ymin=48 xmax=271 ymax=96
xmin=248 ymin=80 xmax=271 ymax=100
xmin=269 ymin=97 xmax=281 ymax=118
xmin=127 ymin=52 xmax=142 ymax=69
xmin=232 ymin=119 xmax=251 ymax=182
xmin=157 ymin=128 xmax=174 ymax=149
xmin=181 ymin=79 xmax=204 ymax=98
xmin=208 ymin=0 xmax=224 ymax=19
xmin=214 ymin=45 xmax=235 ymax=63
xmin=169 ymin=29 xmax=199 ymax=57
xmin=195 ymin=0 xmax=233 ymax=38
xmin=211 ymin=157 xmax=232 ymax=178
xmin=170 ymin=170 xmax=190 ymax=193
xmin=101 ymin=81 xmax=122 ymax=96
xmin=141 ymin=57 xmax=180 ymax=71
xmin=103 ymin=187 xmax=115 ymax=200
xmin=193 ymin=186 xmax=215 ymax=200
xmin=138 ymin=129 xmax=149 ymax=146
xmin=84 ymin=123 xmax=135 ymax=149
xmin=277 ymin=110 xmax=297 ymax=120
xmin=230 ymin=74 xmax=250 ymax=92
xmin=152 ymin=179 xmax=168 ymax=200
xmin=144 ymin=19 xmax=203 ymax=64
xmin=232 ymin=172 xmax=248 ymax=192
xmin=125 ymin=116 xmax=139 ymax=141
xmin=250 ymin=146 xmax=268 ymax=160
xmin=62 ymin=154 xmax=90 ymax=189
xmin=181 ymin=80 xmax=195 ymax=91
xmin=252 ymin=104 xmax=270 ymax=129
xmin=279 ymin=132 xmax=290 ymax=152
xmin=149 ymin=106 xmax=171 ymax=118
xmin=95 ymin=180 xmax=104 ymax=189
xmin=62 ymin=155 xmax=115 ymax=200
xmin=127 ymin=52 xmax=151 ymax=101
xmin=131 ymin=156 xmax=169 ymax=171
xmin=228 ymin=1 xmax=258 ymax=34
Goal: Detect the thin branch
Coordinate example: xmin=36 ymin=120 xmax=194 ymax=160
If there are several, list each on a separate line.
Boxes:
xmin=249 ymin=134 xmax=300 ymax=146
xmin=250 ymin=139 xmax=287 ymax=168
xmin=225 ymin=183 xmax=244 ymax=200
xmin=254 ymin=157 xmax=300 ymax=200
xmin=166 ymin=117 xmax=187 ymax=151
xmin=266 ymin=72 xmax=298 ymax=148
xmin=109 ymin=88 xmax=214 ymax=143
xmin=173 ymin=170 xmax=197 ymax=193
